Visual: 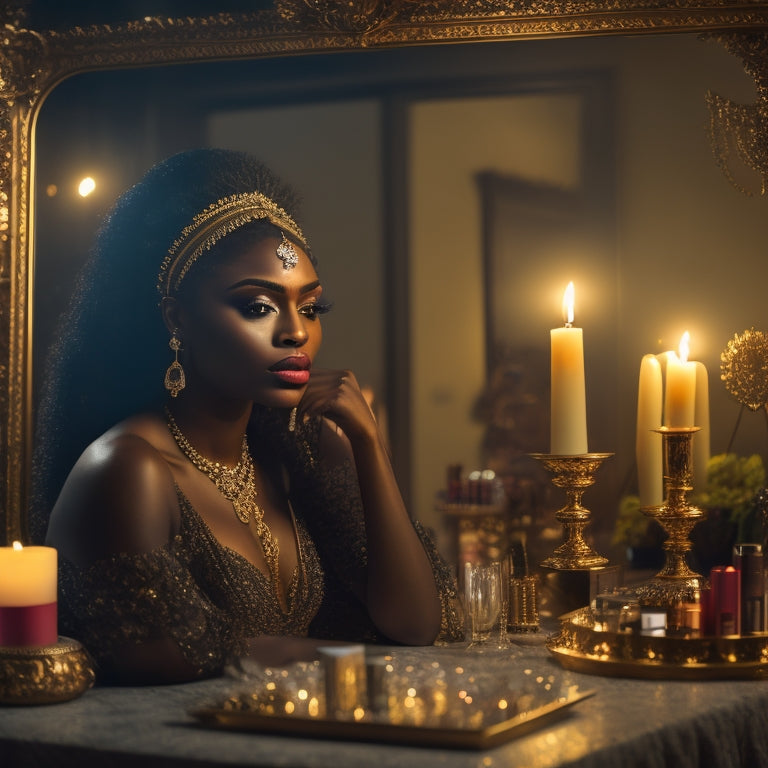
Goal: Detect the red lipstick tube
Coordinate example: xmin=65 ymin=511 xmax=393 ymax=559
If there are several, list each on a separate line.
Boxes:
xmin=709 ymin=565 xmax=741 ymax=636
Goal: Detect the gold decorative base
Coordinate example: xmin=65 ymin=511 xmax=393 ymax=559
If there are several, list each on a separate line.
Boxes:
xmin=634 ymin=575 xmax=707 ymax=609
xmin=530 ymin=453 xmax=613 ymax=570
xmin=0 ymin=636 xmax=95 ymax=705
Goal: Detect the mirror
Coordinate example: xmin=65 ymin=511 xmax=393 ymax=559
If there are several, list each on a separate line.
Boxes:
xmin=3 ymin=2 xmax=768 ymax=550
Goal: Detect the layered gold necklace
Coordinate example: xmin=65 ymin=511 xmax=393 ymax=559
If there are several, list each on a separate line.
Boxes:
xmin=165 ymin=408 xmax=280 ymax=585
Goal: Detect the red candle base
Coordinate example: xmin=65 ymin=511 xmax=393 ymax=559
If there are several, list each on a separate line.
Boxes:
xmin=0 ymin=603 xmax=58 ymax=647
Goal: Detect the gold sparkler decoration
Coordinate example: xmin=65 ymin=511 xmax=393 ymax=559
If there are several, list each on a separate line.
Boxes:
xmin=720 ymin=328 xmax=768 ymax=411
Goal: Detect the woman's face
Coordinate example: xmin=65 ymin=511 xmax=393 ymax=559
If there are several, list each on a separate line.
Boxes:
xmin=176 ymin=235 xmax=325 ymax=408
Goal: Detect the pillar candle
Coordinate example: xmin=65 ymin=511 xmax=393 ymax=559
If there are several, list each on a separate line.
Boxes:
xmin=693 ymin=361 xmax=710 ymax=492
xmin=636 ymin=354 xmax=663 ymax=507
xmin=655 ymin=349 xmax=675 ymax=377
xmin=664 ymin=332 xmax=696 ymax=427
xmin=550 ymin=282 xmax=588 ymax=455
xmin=0 ymin=541 xmax=58 ymax=647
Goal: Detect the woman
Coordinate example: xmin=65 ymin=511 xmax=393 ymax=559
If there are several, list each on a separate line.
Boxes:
xmin=36 ymin=149 xmax=462 ymax=684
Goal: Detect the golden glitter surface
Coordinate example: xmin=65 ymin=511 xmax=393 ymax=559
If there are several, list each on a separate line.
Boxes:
xmin=720 ymin=328 xmax=768 ymax=411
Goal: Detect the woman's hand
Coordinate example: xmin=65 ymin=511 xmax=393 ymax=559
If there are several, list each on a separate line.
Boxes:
xmin=296 ymin=368 xmax=377 ymax=445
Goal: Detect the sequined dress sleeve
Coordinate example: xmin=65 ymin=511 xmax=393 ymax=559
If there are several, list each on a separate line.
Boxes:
xmin=57 ymin=488 xmax=324 ymax=681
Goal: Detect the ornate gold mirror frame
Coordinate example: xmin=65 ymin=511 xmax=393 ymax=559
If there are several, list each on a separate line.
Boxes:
xmin=2 ymin=1 xmax=768 ymax=544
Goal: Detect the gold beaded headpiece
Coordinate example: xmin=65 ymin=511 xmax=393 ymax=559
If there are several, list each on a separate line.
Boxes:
xmin=157 ymin=191 xmax=309 ymax=297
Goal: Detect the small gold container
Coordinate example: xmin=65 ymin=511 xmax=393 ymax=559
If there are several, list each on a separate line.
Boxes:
xmin=0 ymin=636 xmax=95 ymax=705
xmin=509 ymin=575 xmax=540 ymax=632
xmin=318 ymin=645 xmax=366 ymax=717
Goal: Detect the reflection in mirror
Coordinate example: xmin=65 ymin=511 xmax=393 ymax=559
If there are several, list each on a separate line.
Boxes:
xmin=33 ymin=33 xmax=768 ymax=563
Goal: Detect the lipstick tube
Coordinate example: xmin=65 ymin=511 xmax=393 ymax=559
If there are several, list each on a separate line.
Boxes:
xmin=709 ymin=565 xmax=741 ymax=636
xmin=733 ymin=543 xmax=766 ymax=635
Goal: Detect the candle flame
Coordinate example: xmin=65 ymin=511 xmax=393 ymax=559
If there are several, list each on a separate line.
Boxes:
xmin=678 ymin=331 xmax=691 ymax=364
xmin=12 ymin=540 xmax=23 ymax=551
xmin=562 ymin=282 xmax=575 ymax=326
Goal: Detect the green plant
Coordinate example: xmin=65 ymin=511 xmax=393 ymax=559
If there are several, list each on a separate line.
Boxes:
xmin=694 ymin=453 xmax=766 ymax=543
xmin=612 ymin=494 xmax=649 ymax=548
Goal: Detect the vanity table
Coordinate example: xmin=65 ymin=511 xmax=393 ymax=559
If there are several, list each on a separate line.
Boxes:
xmin=2 ymin=627 xmax=768 ymax=768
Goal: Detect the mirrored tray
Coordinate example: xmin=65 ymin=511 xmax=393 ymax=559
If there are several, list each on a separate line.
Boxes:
xmin=191 ymin=688 xmax=595 ymax=750
xmin=548 ymin=608 xmax=768 ymax=680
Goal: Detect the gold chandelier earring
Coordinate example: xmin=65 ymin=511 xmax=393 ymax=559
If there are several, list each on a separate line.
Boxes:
xmin=164 ymin=330 xmax=186 ymax=397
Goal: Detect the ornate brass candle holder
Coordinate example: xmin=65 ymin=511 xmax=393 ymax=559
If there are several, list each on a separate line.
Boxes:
xmin=635 ymin=427 xmax=707 ymax=609
xmin=0 ymin=637 xmax=95 ymax=705
xmin=530 ymin=453 xmax=613 ymax=569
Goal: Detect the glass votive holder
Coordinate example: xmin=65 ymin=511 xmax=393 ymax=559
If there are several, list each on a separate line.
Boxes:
xmin=222 ymin=658 xmax=326 ymax=719
xmin=593 ymin=589 xmax=640 ymax=633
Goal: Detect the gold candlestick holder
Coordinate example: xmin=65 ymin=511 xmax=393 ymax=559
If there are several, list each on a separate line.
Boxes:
xmin=0 ymin=637 xmax=95 ymax=705
xmin=635 ymin=427 xmax=707 ymax=608
xmin=530 ymin=453 xmax=613 ymax=569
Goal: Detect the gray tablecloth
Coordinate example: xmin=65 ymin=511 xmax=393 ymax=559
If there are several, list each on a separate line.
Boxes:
xmin=2 ymin=631 xmax=767 ymax=768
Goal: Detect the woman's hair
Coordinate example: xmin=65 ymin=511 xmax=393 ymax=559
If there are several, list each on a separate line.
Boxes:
xmin=31 ymin=148 xmax=307 ymax=540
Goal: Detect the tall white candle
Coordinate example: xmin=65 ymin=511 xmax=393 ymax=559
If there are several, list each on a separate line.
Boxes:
xmin=550 ymin=282 xmax=588 ymax=455
xmin=636 ymin=354 xmax=663 ymax=507
xmin=664 ymin=332 xmax=696 ymax=427
xmin=693 ymin=361 xmax=711 ymax=491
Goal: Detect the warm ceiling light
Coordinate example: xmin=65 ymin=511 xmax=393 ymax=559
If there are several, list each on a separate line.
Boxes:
xmin=78 ymin=177 xmax=96 ymax=197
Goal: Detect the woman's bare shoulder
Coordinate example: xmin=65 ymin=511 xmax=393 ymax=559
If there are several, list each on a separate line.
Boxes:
xmin=45 ymin=413 xmax=180 ymax=565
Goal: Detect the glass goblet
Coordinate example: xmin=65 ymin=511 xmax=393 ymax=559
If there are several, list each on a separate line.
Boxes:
xmin=465 ymin=561 xmax=501 ymax=650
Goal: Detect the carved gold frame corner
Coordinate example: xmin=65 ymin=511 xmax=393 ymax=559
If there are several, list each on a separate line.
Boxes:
xmin=2 ymin=1 xmax=768 ymax=543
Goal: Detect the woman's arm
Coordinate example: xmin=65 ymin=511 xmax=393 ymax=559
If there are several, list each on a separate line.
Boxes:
xmin=296 ymin=370 xmax=442 ymax=645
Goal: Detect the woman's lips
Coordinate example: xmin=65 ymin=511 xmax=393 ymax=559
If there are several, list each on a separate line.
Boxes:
xmin=269 ymin=356 xmax=311 ymax=386
xmin=272 ymin=369 xmax=311 ymax=385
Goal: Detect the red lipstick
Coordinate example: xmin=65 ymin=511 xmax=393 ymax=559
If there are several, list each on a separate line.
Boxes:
xmin=269 ymin=355 xmax=311 ymax=386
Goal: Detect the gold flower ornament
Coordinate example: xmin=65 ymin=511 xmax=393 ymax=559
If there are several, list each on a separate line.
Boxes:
xmin=720 ymin=328 xmax=768 ymax=411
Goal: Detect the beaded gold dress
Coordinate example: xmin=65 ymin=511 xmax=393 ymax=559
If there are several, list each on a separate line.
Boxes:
xmin=57 ymin=412 xmax=463 ymax=682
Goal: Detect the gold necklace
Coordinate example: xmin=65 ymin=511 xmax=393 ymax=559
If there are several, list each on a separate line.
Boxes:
xmin=165 ymin=408 xmax=280 ymax=584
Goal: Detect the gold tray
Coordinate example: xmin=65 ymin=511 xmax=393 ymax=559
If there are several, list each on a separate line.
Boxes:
xmin=191 ymin=689 xmax=595 ymax=750
xmin=547 ymin=608 xmax=768 ymax=680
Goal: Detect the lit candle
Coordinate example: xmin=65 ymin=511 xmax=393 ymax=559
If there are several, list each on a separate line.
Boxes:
xmin=664 ymin=331 xmax=696 ymax=427
xmin=550 ymin=282 xmax=588 ymax=455
xmin=636 ymin=354 xmax=663 ymax=507
xmin=0 ymin=541 xmax=58 ymax=647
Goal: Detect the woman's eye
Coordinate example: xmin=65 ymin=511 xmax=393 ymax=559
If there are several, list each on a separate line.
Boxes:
xmin=241 ymin=299 xmax=276 ymax=318
xmin=299 ymin=301 xmax=332 ymax=320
